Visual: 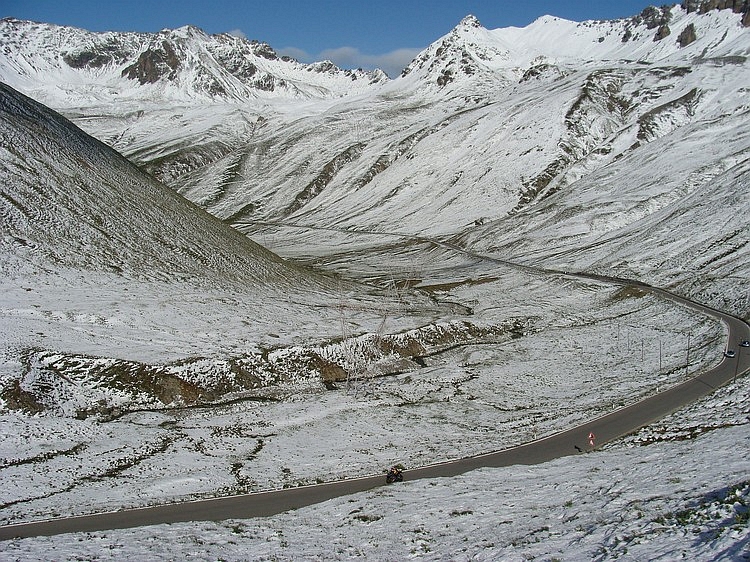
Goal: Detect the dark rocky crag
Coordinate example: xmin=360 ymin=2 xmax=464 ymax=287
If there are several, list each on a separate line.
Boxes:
xmin=682 ymin=0 xmax=750 ymax=25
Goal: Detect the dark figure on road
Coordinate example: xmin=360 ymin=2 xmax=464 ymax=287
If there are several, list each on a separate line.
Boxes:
xmin=386 ymin=466 xmax=404 ymax=484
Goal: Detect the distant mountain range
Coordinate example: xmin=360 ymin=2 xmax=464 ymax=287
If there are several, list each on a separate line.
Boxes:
xmin=1 ymin=3 xmax=748 ymax=105
xmin=0 ymin=17 xmax=387 ymax=103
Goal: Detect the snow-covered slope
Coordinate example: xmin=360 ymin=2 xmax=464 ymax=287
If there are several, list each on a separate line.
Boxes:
xmin=1 ymin=5 xmax=747 ymax=389
xmin=2 ymin=367 xmax=747 ymax=560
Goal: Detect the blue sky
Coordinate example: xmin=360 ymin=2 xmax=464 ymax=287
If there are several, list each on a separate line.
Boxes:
xmin=5 ymin=1 xmax=655 ymax=76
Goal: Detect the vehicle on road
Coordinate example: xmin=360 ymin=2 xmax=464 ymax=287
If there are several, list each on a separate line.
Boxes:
xmin=740 ymin=340 xmax=750 ymax=348
xmin=724 ymin=350 xmax=736 ymax=358
xmin=386 ymin=466 xmax=404 ymax=484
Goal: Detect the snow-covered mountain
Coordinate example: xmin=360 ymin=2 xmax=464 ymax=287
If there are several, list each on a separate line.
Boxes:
xmin=0 ymin=18 xmax=387 ymax=106
xmin=77 ymin=3 xmax=745 ymax=313
xmin=401 ymin=5 xmax=748 ymax=86
xmin=0 ymin=3 xmax=748 ymax=396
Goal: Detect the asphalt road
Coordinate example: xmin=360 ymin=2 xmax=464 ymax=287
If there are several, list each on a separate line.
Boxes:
xmin=1 ymin=284 xmax=748 ymax=540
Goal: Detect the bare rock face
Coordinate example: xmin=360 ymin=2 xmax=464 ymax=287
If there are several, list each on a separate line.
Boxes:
xmin=63 ymin=50 xmax=114 ymax=69
xmin=437 ymin=68 xmax=454 ymax=86
xmin=638 ymin=6 xmax=673 ymax=29
xmin=250 ymin=40 xmax=278 ymax=60
xmin=685 ymin=0 xmax=750 ymax=26
xmin=122 ymin=40 xmax=180 ymax=84
xmin=678 ymin=23 xmax=698 ymax=46
xmin=654 ymin=24 xmax=672 ymax=41
xmin=59 ymin=33 xmax=135 ymax=70
xmin=698 ymin=0 xmax=747 ymax=13
xmin=63 ymin=45 xmax=130 ymax=69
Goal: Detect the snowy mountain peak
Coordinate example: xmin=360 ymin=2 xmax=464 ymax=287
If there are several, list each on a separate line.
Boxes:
xmin=458 ymin=14 xmax=482 ymax=29
xmin=400 ymin=13 xmax=511 ymax=86
xmin=531 ymin=14 xmax=571 ymax=25
xmin=162 ymin=24 xmax=207 ymax=39
xmin=400 ymin=5 xmax=750 ymax=88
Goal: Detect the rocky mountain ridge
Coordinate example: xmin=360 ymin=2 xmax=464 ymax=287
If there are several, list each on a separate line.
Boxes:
xmin=400 ymin=3 xmax=748 ymax=92
xmin=1 ymin=3 xmax=748 ymax=105
xmin=0 ymin=18 xmax=387 ymax=104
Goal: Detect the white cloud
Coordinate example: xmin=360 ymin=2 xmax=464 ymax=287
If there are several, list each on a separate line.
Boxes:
xmin=226 ymin=29 xmax=247 ymax=39
xmin=317 ymin=46 xmax=362 ymax=66
xmin=277 ymin=46 xmax=311 ymax=62
xmin=371 ymin=48 xmax=423 ymax=77
xmin=278 ymin=46 xmax=422 ymax=78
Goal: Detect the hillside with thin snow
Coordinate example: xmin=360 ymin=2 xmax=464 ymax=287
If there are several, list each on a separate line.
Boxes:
xmin=0 ymin=82 xmax=301 ymax=285
xmin=0 ymin=82 xmax=446 ymax=415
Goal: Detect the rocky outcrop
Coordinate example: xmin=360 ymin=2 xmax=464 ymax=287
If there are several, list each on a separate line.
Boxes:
xmin=284 ymin=143 xmax=365 ymax=215
xmin=678 ymin=23 xmax=698 ymax=46
xmin=635 ymin=6 xmax=673 ymax=29
xmin=122 ymin=40 xmax=180 ymax=84
xmin=636 ymin=87 xmax=700 ymax=142
xmin=622 ymin=5 xmax=673 ymax=42
xmin=437 ymin=68 xmax=454 ymax=86
xmin=220 ymin=54 xmax=258 ymax=80
xmin=63 ymin=44 xmax=131 ymax=69
xmin=654 ymin=24 xmax=672 ymax=41
xmin=2 ymin=318 xmax=532 ymax=418
xmin=683 ymin=0 xmax=747 ymax=12
xmin=682 ymin=0 xmax=750 ymax=26
xmin=250 ymin=40 xmax=278 ymax=60
xmin=697 ymin=0 xmax=748 ymax=13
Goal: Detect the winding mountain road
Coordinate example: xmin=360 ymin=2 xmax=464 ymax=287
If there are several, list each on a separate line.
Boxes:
xmin=1 ymin=243 xmax=748 ymax=539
